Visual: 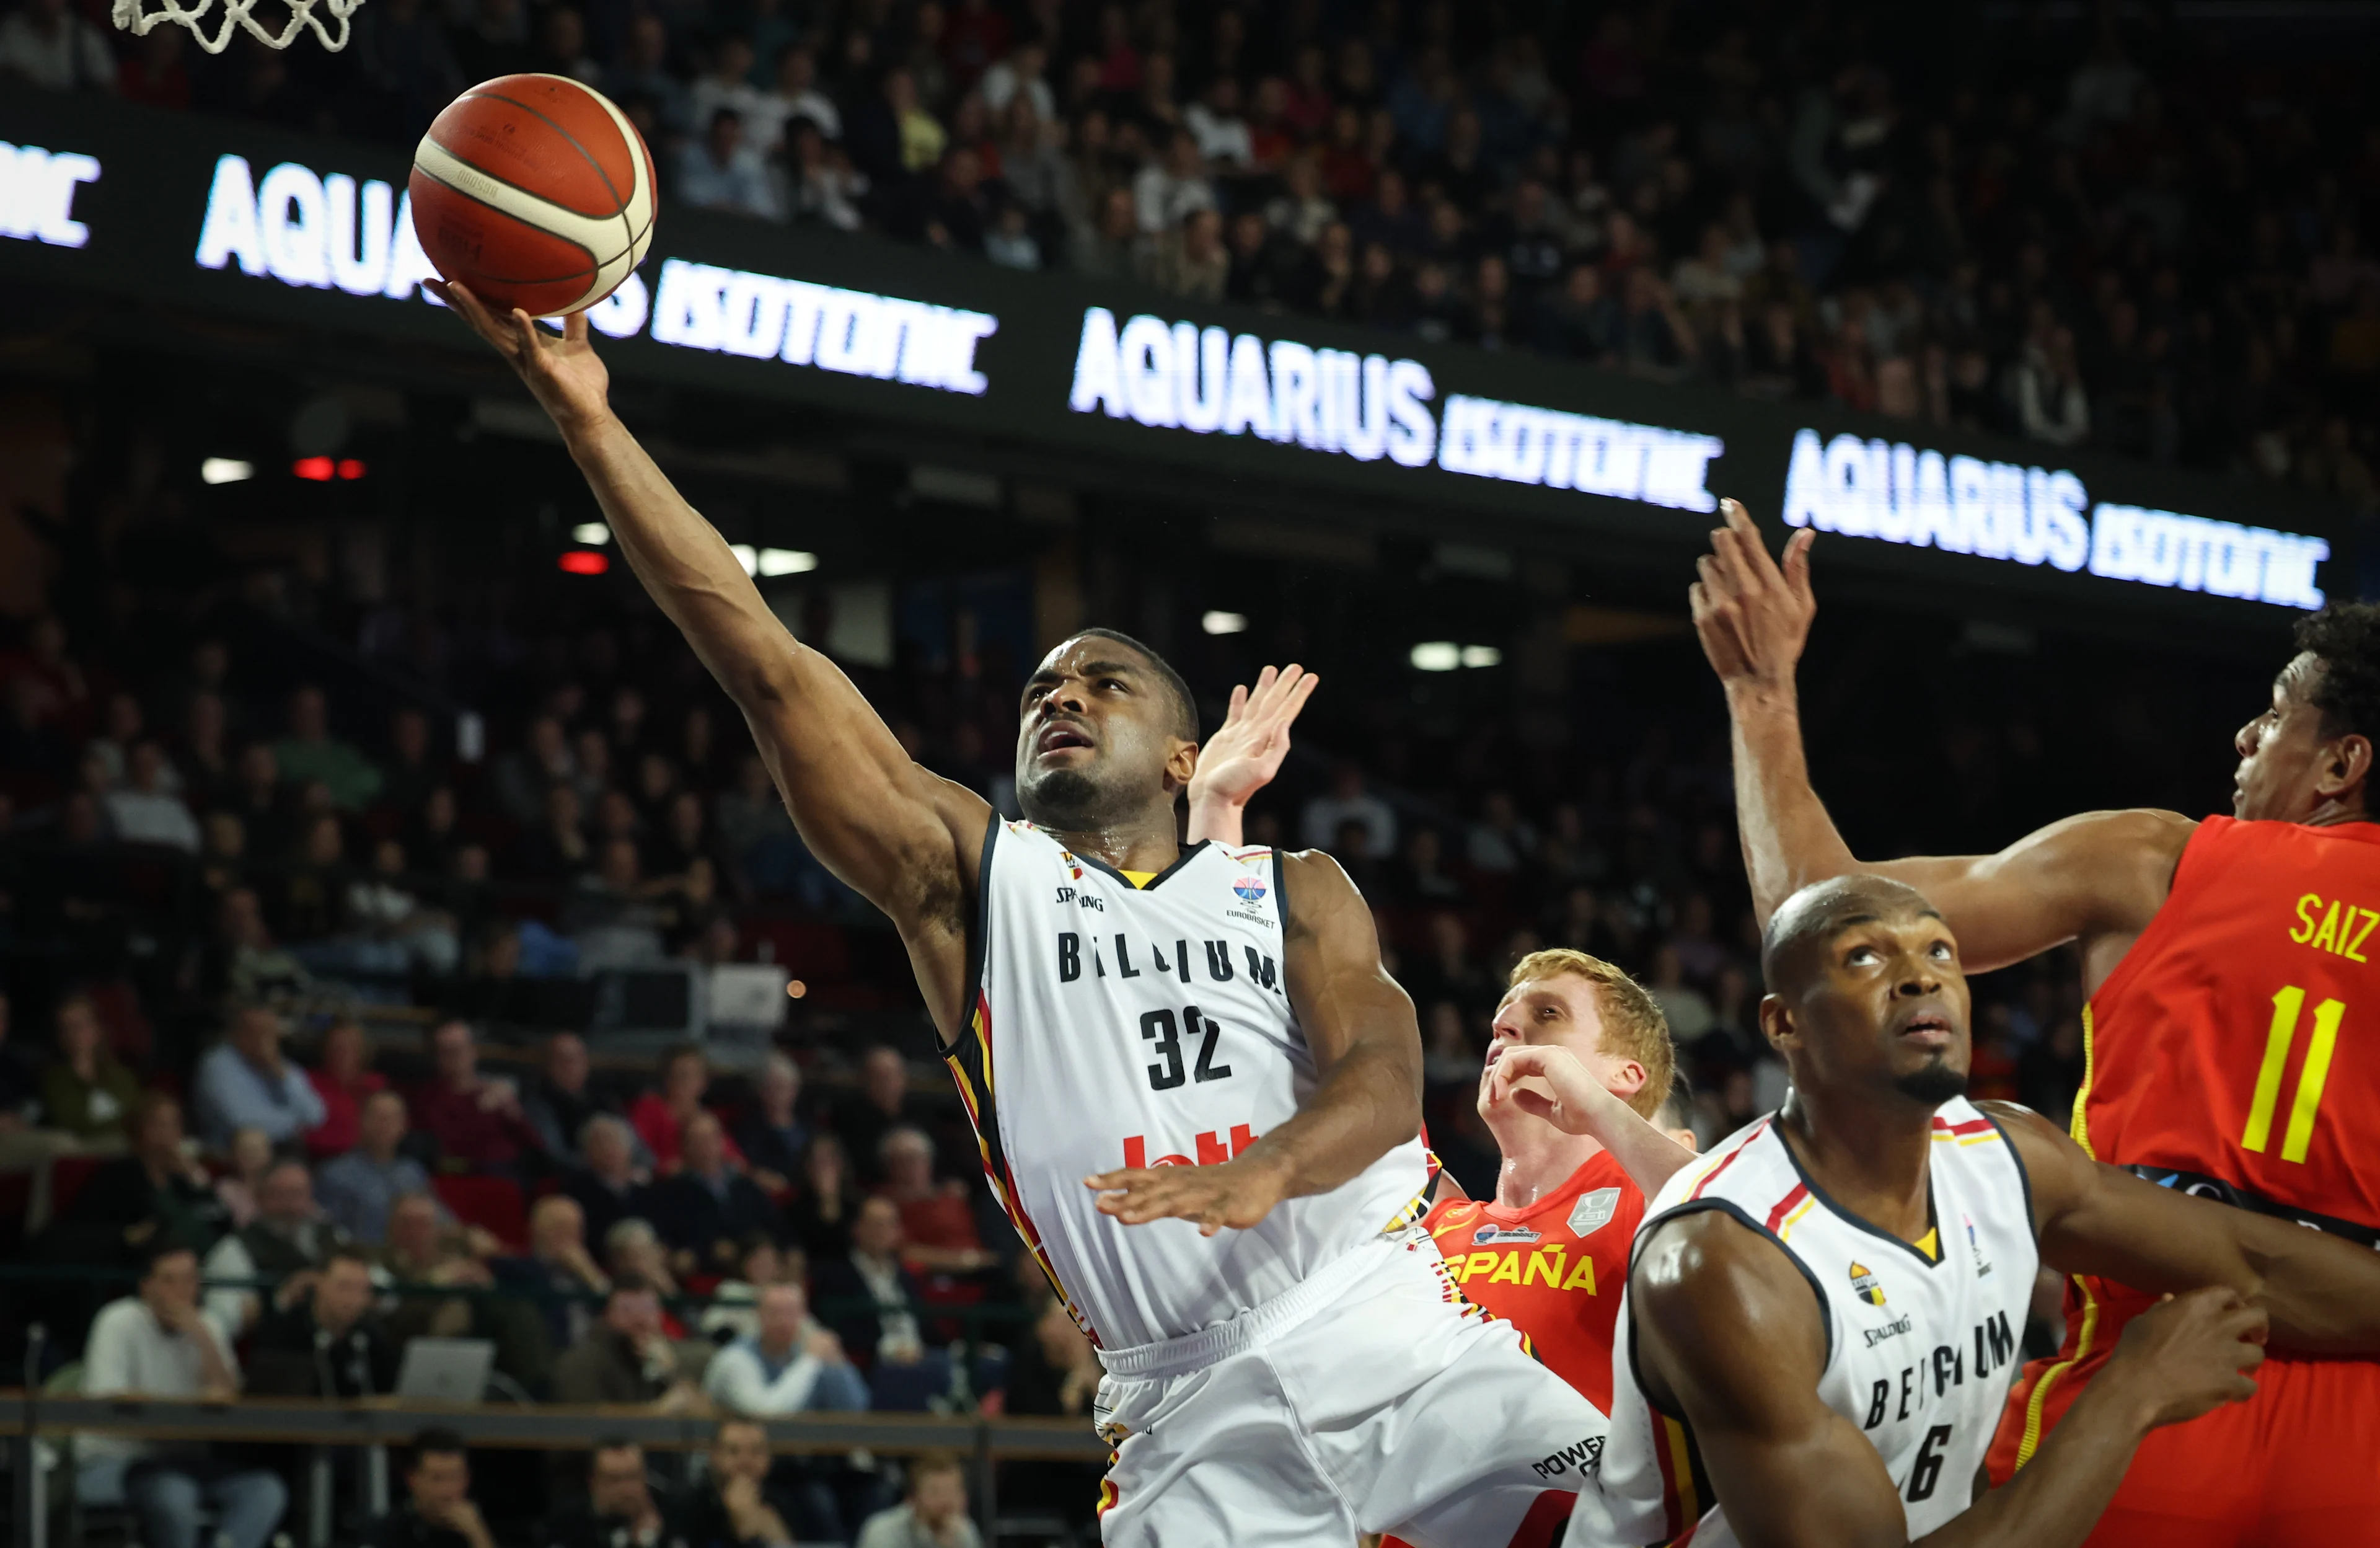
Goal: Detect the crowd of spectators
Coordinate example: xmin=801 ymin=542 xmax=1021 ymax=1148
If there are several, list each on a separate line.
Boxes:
xmin=4 ymin=0 xmax=2376 ymax=497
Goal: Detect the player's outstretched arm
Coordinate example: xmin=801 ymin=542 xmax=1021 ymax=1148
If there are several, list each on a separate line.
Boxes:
xmin=1485 ymin=1043 xmax=1695 ymax=1199
xmin=1692 ymin=497 xmax=2190 ymax=971
xmin=434 ymin=287 xmax=987 ymax=1020
xmin=1087 ymin=853 xmax=1419 ymax=1234
xmin=1184 ymin=664 xmax=1318 ymax=846
xmin=1628 ymin=1213 xmax=2261 ymax=1548
xmin=1988 ymin=1100 xmax=2380 ymax=1355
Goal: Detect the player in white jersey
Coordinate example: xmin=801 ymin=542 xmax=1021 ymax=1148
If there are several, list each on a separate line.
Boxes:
xmin=430 ymin=291 xmax=1602 ymax=1548
xmin=1577 ymin=873 xmax=2380 ymax=1548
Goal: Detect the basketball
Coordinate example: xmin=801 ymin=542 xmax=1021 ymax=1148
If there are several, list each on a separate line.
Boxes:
xmin=408 ymin=74 xmax=656 ymax=319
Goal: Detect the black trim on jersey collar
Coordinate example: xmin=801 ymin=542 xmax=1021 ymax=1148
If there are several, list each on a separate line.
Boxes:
xmin=1625 ymin=1198 xmax=1835 ymax=1420
xmin=1979 ymin=1110 xmax=2038 ymax=1244
xmin=1773 ymin=1118 xmax=1947 ymax=1272
xmin=945 ymin=812 xmax=1000 ymax=1057
xmin=1072 ymin=839 xmax=1210 ymax=891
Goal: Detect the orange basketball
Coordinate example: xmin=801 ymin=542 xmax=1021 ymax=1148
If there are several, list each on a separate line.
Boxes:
xmin=409 ymin=74 xmax=657 ymax=319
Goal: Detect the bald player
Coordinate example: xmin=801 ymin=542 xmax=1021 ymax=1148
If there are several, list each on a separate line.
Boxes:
xmin=1579 ymin=875 xmax=2380 ymax=1548
xmin=1692 ymin=498 xmax=2380 ymax=1540
xmin=433 ymin=290 xmax=1600 ymax=1548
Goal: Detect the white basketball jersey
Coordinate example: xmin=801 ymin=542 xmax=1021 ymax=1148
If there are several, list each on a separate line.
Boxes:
xmin=1580 ymin=1100 xmax=2037 ymax=1546
xmin=948 ymin=820 xmax=1429 ymax=1351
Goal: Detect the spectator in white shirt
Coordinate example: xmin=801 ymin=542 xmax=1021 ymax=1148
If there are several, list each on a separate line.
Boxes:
xmin=977 ymin=37 xmax=1053 ymax=126
xmin=679 ymin=108 xmax=783 ymax=221
xmin=855 ymin=1453 xmax=981 ymax=1548
xmin=193 ymin=1004 xmax=327 ymax=1151
xmin=1184 ymin=74 xmax=1254 ymax=170
xmin=1132 ymin=127 xmax=1217 ymax=236
xmin=105 ymin=742 xmax=203 ymax=853
xmin=703 ymin=1282 xmax=870 ymax=1415
xmin=689 ymin=37 xmax=772 ymax=149
xmin=79 ymin=1242 xmax=289 ymax=1548
xmin=1298 ymin=761 xmax=1396 ymax=858
xmin=758 ymin=44 xmax=841 ymax=149
xmin=0 ymin=0 xmax=114 ymax=92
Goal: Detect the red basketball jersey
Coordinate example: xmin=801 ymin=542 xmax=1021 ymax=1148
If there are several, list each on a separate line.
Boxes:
xmin=2078 ymin=815 xmax=2380 ymax=1239
xmin=1421 ymin=1149 xmax=1644 ymax=1412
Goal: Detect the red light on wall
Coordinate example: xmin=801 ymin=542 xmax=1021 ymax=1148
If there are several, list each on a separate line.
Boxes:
xmin=337 ymin=459 xmax=366 ymax=480
xmin=293 ymin=456 xmax=333 ymax=481
xmin=558 ymin=551 xmax=609 ymax=575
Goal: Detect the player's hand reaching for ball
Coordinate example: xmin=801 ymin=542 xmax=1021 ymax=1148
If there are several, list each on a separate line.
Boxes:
xmin=1690 ymin=498 xmax=1816 ymax=692
xmin=1087 ymin=1155 xmax=1290 ymax=1237
xmin=2104 ymin=1286 xmax=2267 ymax=1430
xmin=428 ymin=281 xmax=613 ymax=436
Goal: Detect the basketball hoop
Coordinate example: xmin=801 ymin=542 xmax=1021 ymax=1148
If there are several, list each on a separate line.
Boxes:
xmin=112 ymin=0 xmax=361 ymax=53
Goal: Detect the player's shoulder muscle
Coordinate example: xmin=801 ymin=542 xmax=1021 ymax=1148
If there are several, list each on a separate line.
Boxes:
xmin=1276 ymin=847 xmax=1366 ymax=942
xmin=1633 ymin=1208 xmax=1829 ymax=1423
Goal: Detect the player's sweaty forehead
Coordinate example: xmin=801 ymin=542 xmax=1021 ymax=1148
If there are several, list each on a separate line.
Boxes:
xmin=1021 ymin=646 xmax=1150 ymax=709
xmin=1761 ymin=876 xmax=1949 ymax=989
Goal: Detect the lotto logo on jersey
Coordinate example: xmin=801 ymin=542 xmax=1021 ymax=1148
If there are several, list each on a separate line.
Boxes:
xmin=1232 ymin=876 xmax=1267 ymax=902
xmin=1121 ymin=1125 xmax=1257 ymax=1169
xmin=1849 ymin=1260 xmax=1887 ymax=1306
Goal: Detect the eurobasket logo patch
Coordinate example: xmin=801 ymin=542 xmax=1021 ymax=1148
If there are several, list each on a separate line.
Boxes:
xmin=1233 ymin=876 xmax=1267 ymax=902
xmin=1471 ymin=1223 xmax=1543 ymax=1246
xmin=1849 ymin=1260 xmax=1886 ymax=1306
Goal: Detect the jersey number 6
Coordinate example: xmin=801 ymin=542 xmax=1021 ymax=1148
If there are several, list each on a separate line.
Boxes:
xmin=1142 ymin=1005 xmax=1233 ymax=1091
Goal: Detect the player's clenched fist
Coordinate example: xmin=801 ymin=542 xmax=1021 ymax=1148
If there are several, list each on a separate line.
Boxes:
xmin=1086 ymin=1156 xmax=1291 ymax=1237
xmin=1689 ymin=497 xmax=1817 ymax=689
xmin=2105 ymin=1285 xmax=2267 ymax=1430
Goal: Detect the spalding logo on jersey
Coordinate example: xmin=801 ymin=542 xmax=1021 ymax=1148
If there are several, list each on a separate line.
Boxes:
xmin=1567 ymin=1187 xmax=1622 ymax=1238
xmin=1849 ymin=1260 xmax=1885 ymax=1306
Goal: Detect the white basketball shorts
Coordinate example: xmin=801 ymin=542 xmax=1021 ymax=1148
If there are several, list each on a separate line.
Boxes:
xmin=1089 ymin=1234 xmax=1606 ymax=1548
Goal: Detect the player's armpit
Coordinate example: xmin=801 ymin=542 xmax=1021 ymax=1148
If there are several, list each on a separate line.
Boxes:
xmin=1631 ymin=1213 xmax=1915 ymax=1548
xmin=1986 ymin=1099 xmax=2380 ymax=1355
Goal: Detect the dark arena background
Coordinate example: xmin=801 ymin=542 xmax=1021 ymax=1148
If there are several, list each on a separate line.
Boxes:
xmin=0 ymin=0 xmax=2374 ymax=1543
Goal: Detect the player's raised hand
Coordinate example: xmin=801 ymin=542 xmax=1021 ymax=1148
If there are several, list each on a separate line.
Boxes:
xmin=1483 ymin=1043 xmax=1630 ymax=1136
xmin=2106 ymin=1286 xmax=2266 ymax=1429
xmin=428 ymin=280 xmax=613 ymax=435
xmin=1189 ymin=664 xmax=1320 ymax=813
xmin=1086 ymin=1156 xmax=1290 ymax=1237
xmin=1690 ymin=498 xmax=1816 ymax=690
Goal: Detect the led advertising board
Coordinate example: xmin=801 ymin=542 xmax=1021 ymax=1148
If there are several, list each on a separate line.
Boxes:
xmin=0 ymin=92 xmax=2349 ymax=623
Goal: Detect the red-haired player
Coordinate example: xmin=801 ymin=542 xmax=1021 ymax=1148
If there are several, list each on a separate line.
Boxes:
xmin=1692 ymin=496 xmax=2380 ymax=1544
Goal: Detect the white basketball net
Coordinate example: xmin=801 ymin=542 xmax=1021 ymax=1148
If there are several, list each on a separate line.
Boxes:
xmin=112 ymin=0 xmax=361 ymax=52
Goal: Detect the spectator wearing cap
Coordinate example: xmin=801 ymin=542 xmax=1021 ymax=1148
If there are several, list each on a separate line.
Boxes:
xmin=38 ymin=992 xmax=142 ymax=1141
xmin=317 ymin=1089 xmax=437 ymax=1244
xmin=79 ymin=1241 xmax=289 ymax=1548
xmin=193 ymin=1003 xmax=327 ymax=1151
xmin=363 ymin=1427 xmax=496 ymax=1548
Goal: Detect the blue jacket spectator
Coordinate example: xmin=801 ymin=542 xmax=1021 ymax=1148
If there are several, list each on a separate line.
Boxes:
xmin=192 ymin=1006 xmax=327 ymax=1151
